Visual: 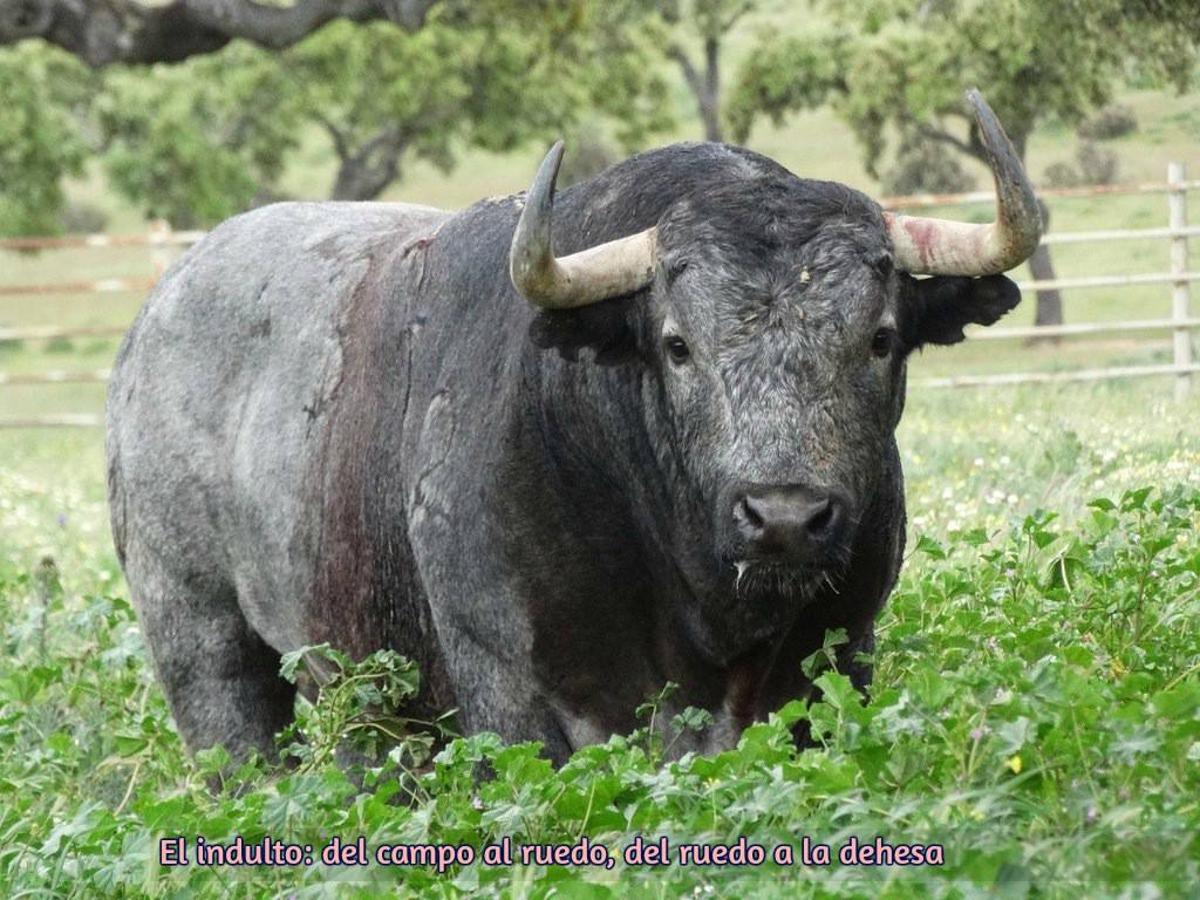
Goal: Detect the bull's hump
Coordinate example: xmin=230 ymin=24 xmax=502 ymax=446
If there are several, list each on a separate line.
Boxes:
xmin=213 ymin=200 xmax=450 ymax=257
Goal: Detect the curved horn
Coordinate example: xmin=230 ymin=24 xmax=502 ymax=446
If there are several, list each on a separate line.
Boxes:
xmin=510 ymin=141 xmax=657 ymax=309
xmin=884 ymin=89 xmax=1042 ymax=276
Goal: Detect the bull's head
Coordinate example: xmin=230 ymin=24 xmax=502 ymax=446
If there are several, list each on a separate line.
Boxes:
xmin=509 ymin=90 xmax=1040 ymax=660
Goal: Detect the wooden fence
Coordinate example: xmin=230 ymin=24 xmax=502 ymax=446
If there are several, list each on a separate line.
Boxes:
xmin=887 ymin=163 xmax=1197 ymax=397
xmin=0 ymin=165 xmax=1194 ymax=428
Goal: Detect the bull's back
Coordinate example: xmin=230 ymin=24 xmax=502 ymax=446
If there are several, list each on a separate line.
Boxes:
xmin=106 ymin=201 xmax=449 ymax=653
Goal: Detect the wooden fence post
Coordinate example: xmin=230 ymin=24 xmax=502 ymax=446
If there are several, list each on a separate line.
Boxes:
xmin=150 ymin=218 xmax=172 ymax=279
xmin=1169 ymin=162 xmax=1191 ymax=400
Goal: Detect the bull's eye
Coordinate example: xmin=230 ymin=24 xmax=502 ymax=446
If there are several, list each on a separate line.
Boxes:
xmin=871 ymin=327 xmax=894 ymax=358
xmin=664 ymin=335 xmax=691 ymax=364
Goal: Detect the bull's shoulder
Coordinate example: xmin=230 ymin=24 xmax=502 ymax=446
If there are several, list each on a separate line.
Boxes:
xmin=131 ymin=201 xmax=447 ymax=333
xmin=110 ymin=201 xmax=451 ymax=427
xmin=193 ymin=200 xmax=450 ymax=268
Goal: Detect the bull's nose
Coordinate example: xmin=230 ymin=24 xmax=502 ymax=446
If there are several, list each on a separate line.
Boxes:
xmin=732 ymin=485 xmax=849 ymax=564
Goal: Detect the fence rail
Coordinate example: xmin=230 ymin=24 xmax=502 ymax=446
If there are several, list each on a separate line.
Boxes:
xmin=1015 ymin=271 xmax=1200 ymax=293
xmin=0 ymin=166 xmax=1194 ymax=427
xmin=964 ymin=316 xmax=1200 ymax=341
xmin=0 ymin=325 xmax=130 ymax=341
xmin=879 ymin=177 xmax=1200 ymax=209
xmin=0 ymin=370 xmax=111 ymax=386
xmin=0 ymin=232 xmax=203 ymax=252
xmin=916 ymin=362 xmax=1200 ymax=389
xmin=0 ymin=414 xmax=103 ymax=428
xmin=0 ymin=277 xmax=157 ymax=297
xmin=1039 ymin=225 xmax=1200 ymax=245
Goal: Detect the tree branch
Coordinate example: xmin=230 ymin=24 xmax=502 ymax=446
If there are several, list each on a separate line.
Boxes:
xmin=314 ymin=113 xmax=351 ymax=162
xmin=668 ymin=38 xmax=722 ymax=140
xmin=909 ymin=119 xmax=986 ymax=163
xmin=720 ymin=0 xmax=755 ymax=34
xmin=942 ymin=109 xmax=994 ymax=160
xmin=0 ymin=0 xmax=439 ymax=67
xmin=331 ymin=126 xmax=409 ymax=200
xmin=666 ymin=43 xmax=703 ymax=99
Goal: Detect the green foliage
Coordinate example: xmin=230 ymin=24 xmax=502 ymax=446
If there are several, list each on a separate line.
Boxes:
xmin=1043 ymin=141 xmax=1121 ymax=190
xmin=58 ymin=201 xmax=109 ymax=235
xmin=288 ymin=7 xmax=670 ymax=200
xmin=1076 ymin=141 xmax=1120 ymax=186
xmin=880 ymin=132 xmax=976 ymax=195
xmin=86 ymin=1 xmax=672 ymax=220
xmin=657 ymin=0 xmax=757 ymax=41
xmin=651 ymin=0 xmax=764 ymax=140
xmin=1077 ymin=103 xmax=1139 ymax=141
xmin=0 ymin=45 xmax=91 ymax=236
xmin=556 ymin=122 xmax=621 ymax=187
xmin=445 ymin=0 xmax=673 ymax=153
xmin=726 ymin=26 xmax=846 ymax=142
xmin=1043 ymin=160 xmax=1083 ymax=190
xmin=1 ymin=2 xmax=672 ymax=230
xmin=729 ymin=0 xmax=1199 ymax=172
xmin=97 ymin=43 xmax=302 ymax=228
xmin=276 ymin=642 xmax=450 ymax=775
xmin=2 ymin=470 xmax=1197 ymax=894
xmin=280 ymin=20 xmax=471 ymax=199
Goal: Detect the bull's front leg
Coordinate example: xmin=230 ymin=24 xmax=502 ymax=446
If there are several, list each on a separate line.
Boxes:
xmin=429 ymin=620 xmax=575 ymax=764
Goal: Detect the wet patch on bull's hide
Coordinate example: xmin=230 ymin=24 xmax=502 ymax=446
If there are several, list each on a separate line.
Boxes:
xmin=409 ymin=391 xmax=457 ymax=532
xmin=300 ymin=234 xmax=456 ymax=721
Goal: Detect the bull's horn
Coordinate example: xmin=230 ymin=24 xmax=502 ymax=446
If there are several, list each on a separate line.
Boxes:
xmin=884 ymin=89 xmax=1042 ymax=276
xmin=510 ymin=141 xmax=658 ymax=309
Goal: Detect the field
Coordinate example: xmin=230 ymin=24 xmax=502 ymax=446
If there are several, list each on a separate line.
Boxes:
xmin=1 ymin=380 xmax=1198 ymax=896
xmin=2 ymin=18 xmax=1200 ymax=896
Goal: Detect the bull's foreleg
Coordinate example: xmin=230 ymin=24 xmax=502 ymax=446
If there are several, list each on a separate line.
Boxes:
xmin=435 ymin=628 xmax=574 ymax=765
xmin=125 ymin=546 xmax=296 ymax=763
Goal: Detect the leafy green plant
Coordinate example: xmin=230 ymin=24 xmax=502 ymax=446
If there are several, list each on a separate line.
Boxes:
xmin=276 ymin=642 xmax=453 ymax=776
xmin=0 ymin=44 xmax=91 ymax=237
xmin=1 ymin=448 xmax=1197 ymax=894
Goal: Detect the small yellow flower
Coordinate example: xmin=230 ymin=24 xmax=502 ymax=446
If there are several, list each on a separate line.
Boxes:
xmin=1006 ymin=754 xmax=1023 ymax=775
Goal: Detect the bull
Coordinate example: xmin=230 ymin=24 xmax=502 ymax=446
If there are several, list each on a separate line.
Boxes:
xmin=106 ymin=90 xmax=1040 ymax=764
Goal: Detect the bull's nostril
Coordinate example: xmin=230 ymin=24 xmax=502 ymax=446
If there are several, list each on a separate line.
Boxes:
xmin=805 ymin=499 xmax=834 ymax=536
xmin=737 ymin=496 xmax=764 ymax=530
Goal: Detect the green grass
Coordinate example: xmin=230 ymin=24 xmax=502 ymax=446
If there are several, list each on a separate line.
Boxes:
xmin=1 ymin=381 xmax=1198 ymax=896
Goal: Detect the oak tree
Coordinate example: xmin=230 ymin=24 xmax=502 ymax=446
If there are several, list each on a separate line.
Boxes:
xmin=728 ymin=0 xmax=1198 ymax=329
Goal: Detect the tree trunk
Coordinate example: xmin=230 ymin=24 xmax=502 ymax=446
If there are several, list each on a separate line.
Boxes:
xmin=330 ymin=130 xmax=408 ymax=201
xmin=699 ymin=36 xmax=722 ymax=142
xmin=669 ymin=36 xmax=723 ymax=143
xmin=1011 ymin=133 xmax=1063 ymax=338
xmin=1027 ymin=197 xmax=1063 ymax=342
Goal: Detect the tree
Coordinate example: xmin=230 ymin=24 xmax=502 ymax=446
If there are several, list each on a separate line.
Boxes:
xmin=656 ymin=0 xmax=756 ymax=142
xmin=1 ymin=0 xmax=744 ymax=148
xmin=0 ymin=0 xmax=437 ymax=67
xmin=0 ymin=43 xmax=91 ymax=235
xmin=96 ymin=43 xmax=300 ymax=227
xmin=284 ymin=5 xmax=672 ymax=202
xmin=728 ymin=0 xmax=1198 ymax=330
xmin=2 ymin=1 xmax=672 ymax=228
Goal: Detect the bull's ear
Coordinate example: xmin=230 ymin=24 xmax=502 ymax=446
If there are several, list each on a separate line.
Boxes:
xmin=527 ymin=298 xmax=639 ymax=366
xmin=901 ymin=274 xmax=1021 ymax=348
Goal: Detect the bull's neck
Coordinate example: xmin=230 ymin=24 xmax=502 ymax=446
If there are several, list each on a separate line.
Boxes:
xmin=518 ymin=342 xmax=657 ymax=530
xmin=512 ymin=342 xmax=733 ymax=701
